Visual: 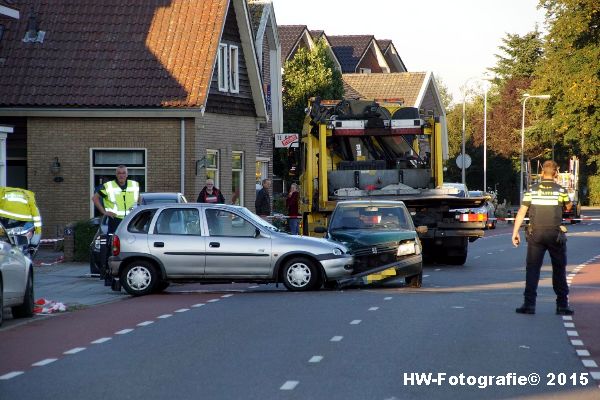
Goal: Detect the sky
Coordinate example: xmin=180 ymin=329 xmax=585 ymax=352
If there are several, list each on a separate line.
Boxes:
xmin=272 ymin=0 xmax=546 ymax=101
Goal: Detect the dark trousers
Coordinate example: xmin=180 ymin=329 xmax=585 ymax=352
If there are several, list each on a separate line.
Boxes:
xmin=524 ymin=229 xmax=569 ymax=307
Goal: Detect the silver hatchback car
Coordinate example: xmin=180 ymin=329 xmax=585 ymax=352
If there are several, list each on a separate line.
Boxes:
xmin=0 ymin=222 xmax=34 ymax=326
xmin=109 ymin=204 xmax=353 ymax=296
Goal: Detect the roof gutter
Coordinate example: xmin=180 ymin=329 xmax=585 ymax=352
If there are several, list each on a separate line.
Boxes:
xmin=0 ymin=108 xmax=206 ymax=118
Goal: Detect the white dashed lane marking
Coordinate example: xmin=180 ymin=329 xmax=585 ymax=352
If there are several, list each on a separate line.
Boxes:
xmin=350 ymin=320 xmax=361 ymax=325
xmin=91 ymin=337 xmax=112 ymax=344
xmin=32 ymin=358 xmax=57 ymax=367
xmin=222 ymin=294 xmax=234 ymax=298
xmin=207 ymin=299 xmax=220 ymax=303
xmin=571 ymin=340 xmax=584 ymax=346
xmin=368 ymin=307 xmax=379 ymax=311
xmin=563 ymin=316 xmax=573 ymax=321
xmin=157 ymin=314 xmax=173 ymax=318
xmin=175 ymin=308 xmax=190 ymax=313
xmin=137 ymin=321 xmax=154 ymax=327
xmin=591 ymin=371 xmax=600 ymax=380
xmin=280 ymin=381 xmax=299 ymax=390
xmin=0 ymin=371 xmax=24 ymax=380
xmin=582 ymin=360 xmax=598 ymax=368
xmin=64 ymin=347 xmax=86 ymax=355
xmin=384 ymin=297 xmax=392 ymax=300
xmin=564 ymin=322 xmax=575 ymax=328
xmin=308 ymin=356 xmax=323 ymax=363
xmin=191 ymin=304 xmax=205 ymax=308
xmin=330 ymin=336 xmax=343 ymax=342
xmin=115 ymin=329 xmax=134 ymax=335
xmin=576 ymin=349 xmax=590 ymax=357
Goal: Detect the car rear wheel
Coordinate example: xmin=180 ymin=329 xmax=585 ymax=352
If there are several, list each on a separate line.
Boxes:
xmin=405 ymin=272 xmax=423 ymax=288
xmin=282 ymin=257 xmax=320 ymax=291
xmin=12 ymin=271 xmax=34 ymax=319
xmin=153 ymin=280 xmax=170 ymax=293
xmin=121 ymin=260 xmax=157 ymax=296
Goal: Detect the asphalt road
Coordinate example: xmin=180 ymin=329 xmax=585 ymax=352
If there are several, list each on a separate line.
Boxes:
xmin=1 ymin=221 xmax=599 ymax=399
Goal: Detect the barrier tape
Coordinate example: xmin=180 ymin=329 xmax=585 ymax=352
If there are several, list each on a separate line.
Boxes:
xmin=33 ymin=255 xmax=64 ymax=267
xmin=489 ymin=217 xmax=600 ymax=222
xmin=39 ymin=238 xmax=64 ymax=243
xmin=34 ymin=298 xmax=67 ymax=314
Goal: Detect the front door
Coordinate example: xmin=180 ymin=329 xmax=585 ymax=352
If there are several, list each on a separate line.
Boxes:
xmin=149 ymin=207 xmax=205 ymax=277
xmin=203 ymin=208 xmax=272 ymax=278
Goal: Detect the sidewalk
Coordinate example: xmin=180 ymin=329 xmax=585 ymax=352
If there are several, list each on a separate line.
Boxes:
xmin=32 ymin=248 xmax=126 ymax=309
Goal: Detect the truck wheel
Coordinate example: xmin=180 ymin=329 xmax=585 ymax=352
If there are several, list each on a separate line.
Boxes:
xmin=0 ymin=277 xmax=4 ymax=327
xmin=405 ymin=272 xmax=422 ymax=288
xmin=282 ymin=257 xmax=320 ymax=291
xmin=445 ymin=254 xmax=467 ymax=265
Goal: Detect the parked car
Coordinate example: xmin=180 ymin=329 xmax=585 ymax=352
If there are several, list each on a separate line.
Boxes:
xmin=0 ymin=221 xmax=34 ymax=327
xmin=468 ymin=190 xmax=497 ymax=229
xmin=90 ymin=192 xmax=187 ymax=277
xmin=108 ymin=204 xmax=353 ymax=295
xmin=315 ymin=200 xmax=423 ymax=287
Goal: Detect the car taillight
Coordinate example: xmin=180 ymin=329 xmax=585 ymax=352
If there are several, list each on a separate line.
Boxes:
xmin=456 ymin=213 xmax=488 ymax=222
xmin=112 ymin=235 xmax=120 ymax=256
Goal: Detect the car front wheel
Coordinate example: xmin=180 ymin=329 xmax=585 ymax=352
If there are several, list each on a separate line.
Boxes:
xmin=121 ymin=261 xmax=157 ymax=296
xmin=405 ymin=272 xmax=423 ymax=288
xmin=282 ymin=257 xmax=320 ymax=291
xmin=0 ymin=278 xmax=4 ymax=327
xmin=12 ymin=270 xmax=34 ymax=318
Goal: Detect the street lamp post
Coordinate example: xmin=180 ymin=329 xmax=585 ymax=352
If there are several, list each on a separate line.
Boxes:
xmin=519 ymin=93 xmax=551 ymax=203
xmin=483 ymin=84 xmax=489 ymax=192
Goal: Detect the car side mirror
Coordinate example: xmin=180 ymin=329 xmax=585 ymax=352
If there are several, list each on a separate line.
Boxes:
xmin=14 ymin=235 xmax=29 ymax=247
xmin=314 ymin=226 xmax=327 ymax=234
xmin=416 ymin=226 xmax=428 ymax=234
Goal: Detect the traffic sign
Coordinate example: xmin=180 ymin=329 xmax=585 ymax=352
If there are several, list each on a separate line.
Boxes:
xmin=456 ymin=154 xmax=472 ymax=169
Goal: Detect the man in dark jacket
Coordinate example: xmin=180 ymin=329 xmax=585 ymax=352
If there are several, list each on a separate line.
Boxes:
xmin=255 ymin=178 xmax=271 ymax=219
xmin=197 ymin=179 xmax=225 ymax=204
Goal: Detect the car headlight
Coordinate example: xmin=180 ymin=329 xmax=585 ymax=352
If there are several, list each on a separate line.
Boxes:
xmin=332 ymin=248 xmax=343 ymax=256
xmin=397 ymin=241 xmax=416 ymax=256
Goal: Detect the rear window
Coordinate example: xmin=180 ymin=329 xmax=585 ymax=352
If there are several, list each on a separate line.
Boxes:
xmin=128 ymin=209 xmax=157 ymax=233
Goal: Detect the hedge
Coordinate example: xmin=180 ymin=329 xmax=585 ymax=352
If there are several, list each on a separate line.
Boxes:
xmin=73 ymin=219 xmax=98 ymax=262
xmin=588 ymin=176 xmax=600 ymax=206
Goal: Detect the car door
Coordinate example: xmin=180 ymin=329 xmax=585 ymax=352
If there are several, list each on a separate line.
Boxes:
xmin=203 ymin=208 xmax=272 ymax=278
xmin=148 ymin=207 xmax=205 ymax=277
xmin=0 ymin=228 xmax=26 ymax=302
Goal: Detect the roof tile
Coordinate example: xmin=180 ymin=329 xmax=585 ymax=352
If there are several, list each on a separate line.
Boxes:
xmin=342 ymin=72 xmax=427 ymax=106
xmin=0 ymin=0 xmax=229 ymax=108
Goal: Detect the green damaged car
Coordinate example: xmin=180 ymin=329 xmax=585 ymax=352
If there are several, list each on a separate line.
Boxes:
xmin=316 ymin=200 xmax=424 ymax=287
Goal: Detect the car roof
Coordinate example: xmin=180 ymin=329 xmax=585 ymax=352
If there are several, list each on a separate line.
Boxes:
xmin=336 ymin=200 xmax=406 ymax=206
xmin=140 ymin=192 xmax=183 ymax=198
xmin=133 ymin=202 xmax=245 ymax=211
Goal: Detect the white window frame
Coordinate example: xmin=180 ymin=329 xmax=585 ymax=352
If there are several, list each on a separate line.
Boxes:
xmin=359 ymin=68 xmax=371 ymax=74
xmin=229 ymin=45 xmax=239 ymax=94
xmin=232 ymin=151 xmax=244 ymax=206
xmin=206 ymin=149 xmax=220 ymax=188
xmin=218 ymin=43 xmax=229 ymax=92
xmin=89 ymin=148 xmax=147 ymax=217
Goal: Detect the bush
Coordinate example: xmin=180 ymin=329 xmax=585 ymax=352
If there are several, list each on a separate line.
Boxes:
xmin=587 ymin=175 xmax=600 ymax=206
xmin=73 ymin=219 xmax=97 ymax=262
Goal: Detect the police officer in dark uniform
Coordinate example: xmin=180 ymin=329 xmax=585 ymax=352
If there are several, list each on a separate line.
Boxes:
xmin=512 ymin=160 xmax=573 ymax=315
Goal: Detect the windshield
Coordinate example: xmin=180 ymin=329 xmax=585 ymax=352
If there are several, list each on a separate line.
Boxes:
xmin=329 ymin=204 xmax=412 ymax=231
xmin=238 ymin=207 xmax=281 ymax=232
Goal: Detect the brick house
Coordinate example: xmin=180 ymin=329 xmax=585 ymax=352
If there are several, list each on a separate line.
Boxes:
xmin=0 ymin=0 xmax=268 ymax=237
xmin=247 ymin=0 xmax=282 ymax=187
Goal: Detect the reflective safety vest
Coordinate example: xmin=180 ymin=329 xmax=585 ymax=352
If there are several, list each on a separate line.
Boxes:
xmin=0 ymin=187 xmax=42 ymax=234
xmin=100 ymin=180 xmax=140 ymax=219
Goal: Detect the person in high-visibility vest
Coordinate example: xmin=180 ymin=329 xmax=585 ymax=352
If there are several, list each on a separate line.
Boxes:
xmin=92 ymin=165 xmax=140 ymax=234
xmin=0 ymin=187 xmax=42 ymax=255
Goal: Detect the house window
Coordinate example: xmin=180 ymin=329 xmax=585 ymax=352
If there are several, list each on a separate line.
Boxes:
xmin=218 ymin=44 xmax=229 ymax=92
xmin=232 ymin=151 xmax=244 ymax=205
xmin=218 ymin=43 xmax=239 ymax=94
xmin=91 ymin=149 xmax=146 ymax=217
xmin=229 ymin=45 xmax=239 ymax=93
xmin=206 ymin=150 xmax=220 ymax=188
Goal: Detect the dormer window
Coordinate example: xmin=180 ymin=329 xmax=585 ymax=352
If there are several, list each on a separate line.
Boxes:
xmin=218 ymin=43 xmax=239 ymax=93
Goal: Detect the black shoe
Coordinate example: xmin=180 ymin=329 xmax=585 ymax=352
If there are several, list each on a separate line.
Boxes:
xmin=556 ymin=306 xmax=574 ymax=315
xmin=516 ymin=305 xmax=536 ymax=314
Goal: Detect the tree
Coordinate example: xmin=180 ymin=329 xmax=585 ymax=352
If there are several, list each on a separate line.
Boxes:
xmin=434 ymin=76 xmax=453 ymax=110
xmin=282 ymin=39 xmax=344 ymax=134
xmin=489 ymin=29 xmax=544 ymax=82
xmin=533 ymin=0 xmax=600 ymax=172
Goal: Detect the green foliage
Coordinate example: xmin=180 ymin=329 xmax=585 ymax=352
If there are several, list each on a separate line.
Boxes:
xmin=282 ymin=39 xmax=344 ymax=134
xmin=434 ymin=76 xmax=453 ymax=111
xmin=489 ymin=30 xmax=544 ymax=82
xmin=587 ymin=176 xmax=600 ymax=206
xmin=533 ymin=0 xmax=600 ymax=172
xmin=73 ymin=219 xmax=97 ymax=262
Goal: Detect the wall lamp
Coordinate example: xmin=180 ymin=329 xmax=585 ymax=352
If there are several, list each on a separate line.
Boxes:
xmin=50 ymin=157 xmax=63 ymax=182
